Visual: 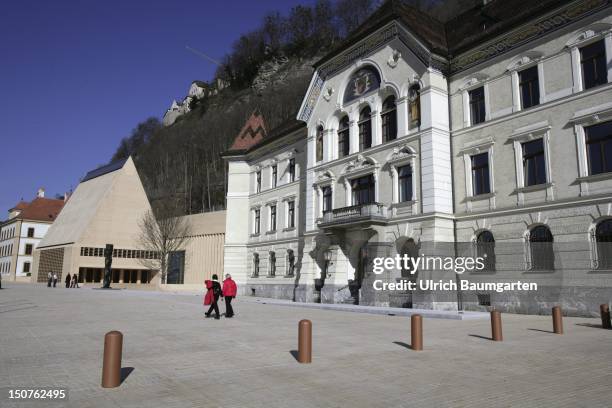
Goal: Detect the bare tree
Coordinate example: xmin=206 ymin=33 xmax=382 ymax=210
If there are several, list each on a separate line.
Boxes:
xmin=137 ymin=202 xmax=192 ymax=285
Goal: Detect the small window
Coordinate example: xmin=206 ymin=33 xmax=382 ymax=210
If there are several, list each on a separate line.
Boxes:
xmin=286 ymin=249 xmax=295 ymax=276
xmin=24 ymin=244 xmax=33 ymax=255
xmin=256 ymin=171 xmax=262 ymax=193
xmin=254 ymin=209 xmax=261 ymax=235
xmin=522 ymin=139 xmax=546 ymax=186
xmin=381 ymin=96 xmax=397 ymax=142
xmin=529 ymin=225 xmax=554 ymax=270
xmin=471 ymin=152 xmax=491 ymax=195
xmin=596 ymin=219 xmax=612 ymax=269
xmin=271 ymin=165 xmax=278 ymax=188
xmin=316 ymin=126 xmax=324 ymax=162
xmin=27 ymin=227 xmax=35 ymax=238
xmin=269 ymin=251 xmax=276 ymax=277
xmin=288 ymin=158 xmax=296 ymax=182
xmin=252 ymin=253 xmax=260 ymax=277
xmin=398 ymin=165 xmax=413 ymax=202
xmin=581 ymin=40 xmax=607 ymax=90
xmin=585 ymin=121 xmax=612 ymax=175
xmin=469 ymin=87 xmax=486 ymax=125
xmin=519 ymin=66 xmax=539 ymax=109
xmin=338 ymin=116 xmax=350 ymax=158
xmin=287 ymin=201 xmax=295 ymax=229
xmin=358 ymin=107 xmax=372 ymax=151
xmin=270 ymin=205 xmax=277 ymax=231
xmin=322 ymin=186 xmax=332 ymax=213
xmin=23 ymin=262 xmax=30 ymax=273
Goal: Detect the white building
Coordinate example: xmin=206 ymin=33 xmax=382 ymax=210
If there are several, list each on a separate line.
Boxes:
xmin=223 ymin=0 xmax=612 ymax=316
xmin=0 ymin=188 xmax=65 ymax=281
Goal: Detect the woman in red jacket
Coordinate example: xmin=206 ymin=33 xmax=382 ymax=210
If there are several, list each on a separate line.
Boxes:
xmin=203 ymin=275 xmax=222 ymax=319
xmin=222 ymin=274 xmax=237 ymax=318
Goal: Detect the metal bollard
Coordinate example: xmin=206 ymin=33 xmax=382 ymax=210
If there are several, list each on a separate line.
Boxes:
xmin=552 ymin=306 xmax=563 ymax=334
xmin=297 ymin=320 xmax=312 ymax=363
xmin=601 ymin=304 xmax=611 ymax=329
xmin=491 ymin=310 xmax=503 ymax=341
xmin=101 ymin=331 xmax=123 ymax=388
xmin=411 ymin=314 xmax=423 ymax=351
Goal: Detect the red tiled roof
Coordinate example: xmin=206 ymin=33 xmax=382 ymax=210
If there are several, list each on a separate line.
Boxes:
xmin=10 ymin=201 xmax=28 ymax=211
xmin=15 ymin=197 xmax=65 ymax=222
xmin=228 ymin=111 xmax=267 ymax=152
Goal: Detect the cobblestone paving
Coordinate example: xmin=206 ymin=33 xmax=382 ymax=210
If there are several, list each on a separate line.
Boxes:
xmin=1 ymin=283 xmax=611 ymax=408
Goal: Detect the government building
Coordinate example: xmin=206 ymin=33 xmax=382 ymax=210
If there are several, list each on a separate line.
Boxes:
xmin=222 ymin=0 xmax=612 ymax=315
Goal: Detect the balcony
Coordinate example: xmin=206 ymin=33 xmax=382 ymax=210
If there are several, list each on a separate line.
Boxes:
xmin=319 ymin=203 xmax=388 ymax=228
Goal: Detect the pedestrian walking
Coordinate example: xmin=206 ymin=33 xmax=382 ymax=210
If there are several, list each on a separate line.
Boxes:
xmin=204 ymin=274 xmax=222 ymax=320
xmin=47 ymin=272 xmax=52 ymax=287
xmin=71 ymin=273 xmax=79 ymax=288
xmin=222 ymin=274 xmax=237 ymax=318
xmin=65 ymin=273 xmax=71 ymax=288
xmin=52 ymin=272 xmax=58 ymax=288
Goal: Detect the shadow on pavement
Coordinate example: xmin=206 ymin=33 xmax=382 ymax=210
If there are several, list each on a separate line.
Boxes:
xmin=468 ymin=334 xmax=493 ymax=341
xmin=392 ymin=341 xmax=412 ymax=350
xmin=527 ymin=328 xmax=555 ymax=334
xmin=120 ymin=367 xmax=134 ymax=384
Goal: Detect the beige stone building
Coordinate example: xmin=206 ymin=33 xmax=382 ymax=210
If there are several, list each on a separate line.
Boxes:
xmin=32 ymin=157 xmax=225 ymax=288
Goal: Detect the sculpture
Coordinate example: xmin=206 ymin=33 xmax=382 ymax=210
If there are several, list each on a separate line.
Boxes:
xmin=103 ymin=244 xmax=114 ymax=288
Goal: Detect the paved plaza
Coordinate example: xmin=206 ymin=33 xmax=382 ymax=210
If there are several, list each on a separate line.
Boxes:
xmin=1 ymin=283 xmax=611 ymax=408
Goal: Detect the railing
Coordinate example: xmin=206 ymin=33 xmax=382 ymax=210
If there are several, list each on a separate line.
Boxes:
xmin=320 ymin=203 xmax=388 ymax=226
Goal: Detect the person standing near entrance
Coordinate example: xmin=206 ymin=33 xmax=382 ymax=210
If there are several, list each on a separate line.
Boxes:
xmin=65 ymin=273 xmax=71 ymax=288
xmin=71 ymin=273 xmax=79 ymax=288
xmin=204 ymin=274 xmax=222 ymax=319
xmin=52 ymin=272 xmax=58 ymax=287
xmin=222 ymin=274 xmax=237 ymax=318
xmin=47 ymin=272 xmax=52 ymax=287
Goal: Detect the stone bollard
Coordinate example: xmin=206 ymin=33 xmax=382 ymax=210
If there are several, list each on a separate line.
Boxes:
xmin=600 ymin=304 xmax=611 ymax=329
xmin=552 ymin=306 xmax=563 ymax=334
xmin=297 ymin=320 xmax=312 ymax=363
xmin=411 ymin=314 xmax=423 ymax=351
xmin=490 ymin=310 xmax=503 ymax=341
xmin=101 ymin=331 xmax=123 ymax=388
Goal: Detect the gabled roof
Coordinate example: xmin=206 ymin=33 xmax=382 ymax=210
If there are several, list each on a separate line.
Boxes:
xmin=7 ymin=197 xmax=65 ymax=223
xmin=226 ymin=111 xmax=268 ymax=153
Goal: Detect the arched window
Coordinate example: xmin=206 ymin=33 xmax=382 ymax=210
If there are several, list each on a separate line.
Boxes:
xmin=408 ymin=84 xmax=421 ymax=126
xmin=252 ymin=253 xmax=260 ymax=277
xmin=596 ymin=219 xmax=612 ymax=269
xmin=358 ymin=107 xmax=372 ymax=151
xmin=338 ymin=116 xmax=350 ymax=158
xmin=381 ymin=95 xmax=397 ymax=142
xmin=476 ymin=230 xmax=496 ymax=271
xmin=316 ymin=125 xmax=324 ymax=162
xmin=529 ymin=225 xmax=554 ymax=270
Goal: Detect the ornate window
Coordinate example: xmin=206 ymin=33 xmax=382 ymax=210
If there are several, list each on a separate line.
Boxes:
xmin=322 ymin=186 xmax=332 ymax=213
xmin=351 ymin=174 xmax=375 ymax=205
xmin=253 ymin=209 xmax=260 ymax=235
xmin=580 ymin=40 xmax=607 ymax=90
xmin=471 ymin=153 xmax=491 ymax=195
xmin=316 ymin=125 xmax=324 ymax=162
xmin=528 ymin=225 xmax=554 ymax=270
xmin=271 ymin=164 xmax=278 ymax=188
xmin=358 ymin=107 xmax=372 ymax=151
xmin=269 ymin=205 xmax=277 ymax=231
xmin=343 ymin=66 xmax=381 ymax=104
xmin=381 ymin=96 xmax=397 ymax=142
xmin=288 ymin=158 xmax=296 ymax=182
xmin=522 ymin=139 xmax=546 ymax=186
xmin=287 ymin=200 xmax=295 ymax=228
xmin=286 ymin=249 xmax=295 ymax=276
xmin=475 ymin=231 xmax=496 ymax=271
xmin=268 ymin=251 xmax=276 ymax=277
xmin=338 ymin=116 xmax=350 ymax=158
xmin=585 ymin=121 xmax=612 ymax=175
xmin=256 ymin=170 xmax=261 ymax=193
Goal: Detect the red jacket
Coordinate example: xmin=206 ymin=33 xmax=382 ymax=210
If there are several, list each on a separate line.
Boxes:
xmin=222 ymin=278 xmax=237 ymax=297
xmin=203 ymin=280 xmax=213 ymax=305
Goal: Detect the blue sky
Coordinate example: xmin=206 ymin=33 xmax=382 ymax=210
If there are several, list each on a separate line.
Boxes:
xmin=0 ymin=0 xmax=314 ymax=213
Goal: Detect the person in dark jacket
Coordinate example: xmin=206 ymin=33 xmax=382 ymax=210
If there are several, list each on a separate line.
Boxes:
xmin=204 ymin=274 xmax=222 ymax=319
xmin=71 ymin=273 xmax=79 ymax=288
xmin=222 ymin=274 xmax=237 ymax=318
xmin=65 ymin=273 xmax=71 ymax=288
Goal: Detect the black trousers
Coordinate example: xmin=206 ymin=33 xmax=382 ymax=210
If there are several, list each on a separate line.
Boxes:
xmin=206 ymin=295 xmax=220 ymax=317
xmin=225 ymin=296 xmax=234 ymax=317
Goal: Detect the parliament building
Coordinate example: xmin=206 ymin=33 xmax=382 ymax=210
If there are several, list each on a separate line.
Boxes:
xmin=222 ymin=0 xmax=612 ymax=316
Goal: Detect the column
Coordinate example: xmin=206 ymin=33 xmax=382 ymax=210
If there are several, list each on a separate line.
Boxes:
xmin=349 ymin=116 xmax=359 ymax=154
xmin=371 ymin=110 xmax=382 ymax=147
xmin=137 ymin=270 xmax=142 ymax=284
xmin=570 ymin=47 xmax=582 ymax=93
xmin=119 ymin=269 xmax=124 ymax=284
xmin=511 ymin=71 xmax=520 ymax=112
xmin=396 ymin=97 xmax=409 ymax=137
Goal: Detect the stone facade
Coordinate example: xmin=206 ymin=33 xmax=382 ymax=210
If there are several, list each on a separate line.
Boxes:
xmin=223 ymin=1 xmax=612 ymax=316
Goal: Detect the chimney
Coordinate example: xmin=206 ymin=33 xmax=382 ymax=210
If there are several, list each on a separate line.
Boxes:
xmin=63 ymin=192 xmax=71 ymax=202
xmin=37 ymin=187 xmax=45 ymax=198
